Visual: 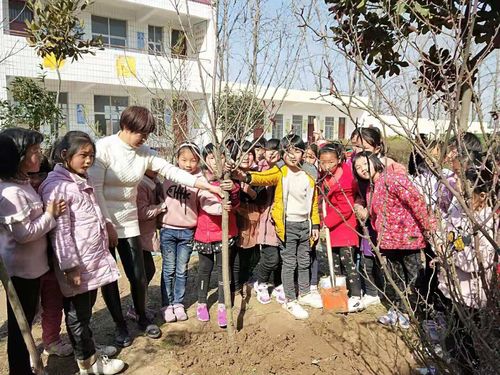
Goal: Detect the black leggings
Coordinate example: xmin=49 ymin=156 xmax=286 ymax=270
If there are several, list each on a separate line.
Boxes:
xmin=254 ymin=245 xmax=280 ymax=284
xmin=198 ymin=252 xmax=226 ymax=304
xmin=7 ymin=276 xmax=40 ymax=375
xmin=231 ymin=246 xmax=260 ymax=291
xmin=101 ymin=237 xmax=155 ymax=326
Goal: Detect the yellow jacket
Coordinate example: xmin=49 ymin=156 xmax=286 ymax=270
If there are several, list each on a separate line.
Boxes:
xmin=248 ymin=163 xmax=320 ymax=242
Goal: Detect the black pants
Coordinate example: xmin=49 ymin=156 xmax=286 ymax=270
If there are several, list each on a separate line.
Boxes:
xmin=231 ymin=246 xmax=260 ymax=291
xmin=63 ymin=290 xmax=98 ymax=361
xmin=198 ymin=252 xmax=226 ymax=304
xmin=7 ymin=276 xmax=40 ymax=375
xmin=143 ymin=250 xmax=155 ymax=286
xmin=383 ymin=249 xmax=423 ymax=312
xmin=332 ymin=247 xmax=362 ymax=297
xmin=360 ymin=255 xmax=385 ymax=297
xmin=102 ymin=237 xmax=154 ymax=326
xmin=310 ymin=245 xmax=319 ymax=287
xmin=254 ymin=245 xmax=280 ymax=284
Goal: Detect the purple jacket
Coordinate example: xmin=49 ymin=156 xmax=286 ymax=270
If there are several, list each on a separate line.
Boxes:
xmin=39 ymin=165 xmax=119 ymax=297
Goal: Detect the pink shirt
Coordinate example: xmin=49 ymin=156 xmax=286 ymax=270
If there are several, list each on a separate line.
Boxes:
xmin=0 ymin=180 xmax=55 ymax=279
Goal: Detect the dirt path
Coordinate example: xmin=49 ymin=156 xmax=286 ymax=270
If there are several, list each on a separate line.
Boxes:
xmin=0 ymin=256 xmax=415 ymax=375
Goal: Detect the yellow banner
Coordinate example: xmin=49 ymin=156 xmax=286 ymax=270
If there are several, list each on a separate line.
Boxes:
xmin=116 ymin=56 xmax=136 ymax=78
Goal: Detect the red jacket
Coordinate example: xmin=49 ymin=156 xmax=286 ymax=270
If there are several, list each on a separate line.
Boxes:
xmin=369 ymin=171 xmax=431 ymax=250
xmin=322 ymin=163 xmax=359 ymax=247
xmin=194 ymin=178 xmax=240 ymax=243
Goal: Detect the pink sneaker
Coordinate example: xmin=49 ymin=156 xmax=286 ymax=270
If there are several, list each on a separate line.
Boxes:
xmin=173 ymin=304 xmax=188 ymax=321
xmin=271 ymin=284 xmax=286 ymax=304
xmin=253 ymin=281 xmax=271 ymax=304
xmin=196 ymin=303 xmax=210 ymax=322
xmin=217 ymin=304 xmax=227 ymax=328
xmin=161 ymin=305 xmax=176 ymax=323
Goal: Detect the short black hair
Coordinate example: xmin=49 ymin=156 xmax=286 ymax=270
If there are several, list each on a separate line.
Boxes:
xmin=318 ymin=142 xmax=345 ymax=162
xmin=120 ymin=106 xmax=156 ymax=134
xmin=0 ymin=134 xmax=20 ymax=179
xmin=53 ymin=131 xmax=95 ymax=165
xmin=350 ymin=127 xmax=385 ymax=156
xmin=351 ymin=151 xmax=385 ymax=181
xmin=281 ymin=134 xmax=305 ymax=152
xmin=266 ymin=138 xmax=280 ymax=151
xmin=202 ymin=143 xmax=215 ymax=160
xmin=0 ymin=127 xmax=44 ymax=160
xmin=306 ymin=143 xmax=319 ymax=158
xmin=242 ymin=140 xmax=256 ymax=159
xmin=253 ymin=137 xmax=267 ymax=148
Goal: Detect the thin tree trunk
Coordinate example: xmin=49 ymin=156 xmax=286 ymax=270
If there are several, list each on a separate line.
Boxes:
xmin=0 ymin=258 xmax=43 ymax=374
xmin=54 ymin=66 xmax=62 ymax=139
xmin=221 ymin=172 xmax=235 ymax=338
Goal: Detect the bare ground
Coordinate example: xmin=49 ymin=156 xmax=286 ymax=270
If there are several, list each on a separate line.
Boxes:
xmin=0 ymin=255 xmax=416 ymax=375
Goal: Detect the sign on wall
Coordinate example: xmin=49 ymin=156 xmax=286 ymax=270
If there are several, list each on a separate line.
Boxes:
xmin=116 ymin=56 xmax=136 ymax=78
xmin=76 ymin=104 xmax=85 ymax=124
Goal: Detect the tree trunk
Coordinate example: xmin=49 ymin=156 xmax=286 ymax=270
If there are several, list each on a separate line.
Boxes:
xmin=221 ymin=171 xmax=235 ymax=338
xmin=458 ymin=84 xmax=473 ymax=131
xmin=0 ymin=258 xmax=43 ymax=374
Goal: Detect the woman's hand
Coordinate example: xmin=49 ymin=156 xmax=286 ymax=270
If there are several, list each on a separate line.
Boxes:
xmin=46 ymin=199 xmax=67 ymax=218
xmin=106 ymin=222 xmax=118 ymax=248
xmin=65 ymin=267 xmax=81 ymax=287
xmin=219 ymin=179 xmax=234 ymax=191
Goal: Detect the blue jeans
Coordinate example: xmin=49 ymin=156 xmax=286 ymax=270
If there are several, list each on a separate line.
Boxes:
xmin=160 ymin=228 xmax=194 ymax=306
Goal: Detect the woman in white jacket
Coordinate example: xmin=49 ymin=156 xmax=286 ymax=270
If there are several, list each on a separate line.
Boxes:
xmin=89 ymin=106 xmax=221 ymax=347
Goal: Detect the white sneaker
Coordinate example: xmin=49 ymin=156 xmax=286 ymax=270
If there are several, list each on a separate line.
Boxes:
xmin=362 ymin=294 xmax=381 ymax=307
xmin=271 ymin=284 xmax=286 ymax=304
xmin=298 ymin=292 xmax=323 ymax=309
xmin=348 ymin=296 xmax=365 ymax=313
xmin=283 ymin=300 xmax=309 ymax=320
xmin=95 ymin=344 xmax=118 ymax=357
xmin=253 ymin=281 xmax=271 ymax=304
xmin=43 ymin=339 xmax=73 ymax=357
xmin=79 ymin=355 xmax=125 ymax=375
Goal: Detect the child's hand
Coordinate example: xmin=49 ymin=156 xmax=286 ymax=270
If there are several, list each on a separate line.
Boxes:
xmin=208 ymin=184 xmax=224 ymax=198
xmin=354 ymin=204 xmax=368 ymax=221
xmin=65 ymin=267 xmax=81 ymax=287
xmin=106 ymin=222 xmax=118 ymax=248
xmin=230 ymin=167 xmax=247 ymax=182
xmin=46 ymin=199 xmax=66 ymax=218
xmin=220 ymin=179 xmax=234 ymax=191
xmin=223 ymin=203 xmax=232 ymax=212
xmin=429 ymin=258 xmax=440 ymax=269
xmin=311 ymin=229 xmax=319 ymax=242
xmin=223 ymin=161 xmax=235 ymax=174
xmin=242 ymin=183 xmax=257 ymax=199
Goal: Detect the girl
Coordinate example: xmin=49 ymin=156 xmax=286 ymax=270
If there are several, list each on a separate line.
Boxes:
xmin=0 ymin=128 xmax=65 ymax=374
xmin=40 ymin=131 xmax=125 ymax=374
xmin=253 ymin=138 xmax=283 ymax=304
xmin=233 ymin=141 xmax=261 ymax=295
xmin=353 ymin=151 xmax=432 ymax=327
xmin=88 ymin=106 xmax=222 ymax=346
xmin=195 ymin=143 xmax=240 ymax=328
xmin=304 ymin=143 xmax=319 ymax=167
xmin=319 ymin=143 xmax=365 ymax=312
xmin=160 ymin=143 xmax=202 ymax=323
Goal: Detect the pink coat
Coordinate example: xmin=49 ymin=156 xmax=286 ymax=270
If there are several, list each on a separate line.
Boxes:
xmin=194 ymin=177 xmax=240 ymax=243
xmin=39 ymin=165 xmax=119 ymax=297
xmin=0 ymin=180 xmax=55 ymax=279
xmin=369 ymin=171 xmax=432 ymax=250
xmin=137 ymin=175 xmax=163 ymax=252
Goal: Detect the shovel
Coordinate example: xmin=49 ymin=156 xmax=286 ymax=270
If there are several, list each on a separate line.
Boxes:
xmin=319 ymin=200 xmax=348 ymax=313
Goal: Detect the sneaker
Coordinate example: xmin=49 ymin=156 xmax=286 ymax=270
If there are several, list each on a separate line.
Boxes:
xmin=161 ymin=305 xmax=177 ymax=323
xmin=173 ymin=304 xmax=188 ymax=321
xmin=196 ymin=303 xmax=209 ymax=322
xmin=217 ymin=304 xmax=227 ymax=328
xmin=114 ymin=323 xmax=132 ymax=348
xmin=271 ymin=284 xmax=286 ymax=304
xmin=348 ymin=296 xmax=365 ymax=313
xmin=43 ymin=339 xmax=73 ymax=357
xmin=138 ymin=319 xmax=161 ymax=339
xmin=397 ymin=312 xmax=410 ymax=329
xmin=95 ymin=344 xmax=118 ymax=358
xmin=378 ymin=308 xmax=410 ymax=328
xmin=362 ymin=294 xmax=381 ymax=308
xmin=253 ymin=281 xmax=271 ymax=304
xmin=298 ymin=292 xmax=323 ymax=309
xmin=79 ymin=355 xmax=125 ymax=375
xmin=283 ymin=300 xmax=309 ymax=320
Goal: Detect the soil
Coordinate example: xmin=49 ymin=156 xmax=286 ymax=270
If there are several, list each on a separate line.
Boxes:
xmin=0 ymin=255 xmax=416 ymax=375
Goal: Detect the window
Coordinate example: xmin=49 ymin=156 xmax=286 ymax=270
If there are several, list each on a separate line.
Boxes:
xmin=94 ymin=95 xmax=128 ymax=136
xmin=9 ymin=0 xmax=33 ymax=34
xmin=171 ymin=29 xmax=187 ymax=57
xmin=292 ymin=115 xmax=303 ymax=137
xmin=325 ymin=116 xmax=334 ymax=140
xmin=92 ymin=16 xmax=127 ymax=48
xmin=338 ymin=117 xmax=346 ymax=139
xmin=272 ymin=114 xmax=283 ymax=139
xmin=148 ymin=25 xmax=163 ymax=54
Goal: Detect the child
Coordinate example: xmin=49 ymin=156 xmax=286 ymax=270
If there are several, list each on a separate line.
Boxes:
xmin=253 ymin=139 xmax=284 ymax=304
xmin=39 ymin=131 xmax=125 ymax=374
xmin=353 ymin=151 xmax=432 ymax=328
xmin=233 ymin=141 xmax=262 ymax=294
xmin=304 ymin=143 xmax=319 ymax=167
xmin=319 ymin=143 xmax=365 ymax=312
xmin=235 ymin=134 xmax=322 ymax=320
xmin=160 ymin=143 xmax=202 ymax=322
xmin=253 ymin=137 xmax=267 ymax=166
xmin=0 ymin=128 xmax=65 ymax=374
xmin=195 ymin=143 xmax=240 ymax=328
